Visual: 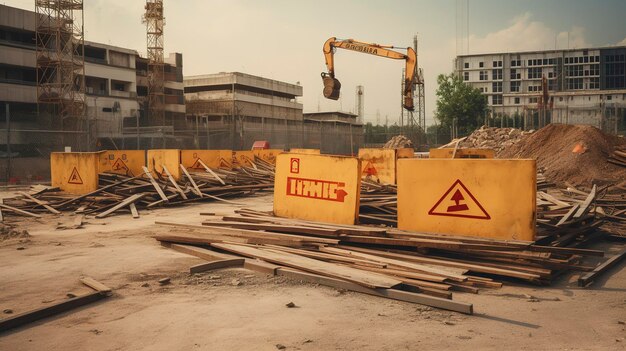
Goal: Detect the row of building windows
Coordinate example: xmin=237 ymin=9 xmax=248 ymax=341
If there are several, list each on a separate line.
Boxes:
xmin=463 ymin=60 xmax=502 ymax=69
xmin=528 ymin=58 xmax=556 ymax=66
xmin=564 ymin=55 xmax=600 ymax=64
xmin=605 ymin=63 xmax=625 ymax=76
xmin=528 ymin=67 xmax=543 ymax=79
xmin=603 ymin=54 xmax=624 ymax=62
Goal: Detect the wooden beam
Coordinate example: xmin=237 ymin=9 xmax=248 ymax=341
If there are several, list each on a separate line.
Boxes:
xmin=95 ymin=193 xmax=145 ymax=219
xmin=578 ymin=248 xmax=626 ymax=287
xmin=18 ymin=191 xmax=60 ymax=214
xmin=142 ymin=166 xmax=168 ymax=202
xmin=129 ymin=203 xmax=139 ymax=219
xmin=79 ymin=277 xmax=112 ymax=294
xmin=190 ymin=259 xmax=245 ymax=273
xmin=0 ymin=204 xmax=41 ymax=218
xmin=161 ymin=165 xmax=187 ymax=200
xmin=198 ymin=159 xmax=226 ymax=185
xmin=180 ymin=164 xmax=203 ymax=197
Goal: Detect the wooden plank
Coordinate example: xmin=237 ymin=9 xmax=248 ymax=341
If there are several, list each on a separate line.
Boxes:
xmin=162 ymin=165 xmax=188 ymax=200
xmin=95 ymin=193 xmax=145 ymax=219
xmin=18 ymin=191 xmax=61 ymax=214
xmin=276 ymin=267 xmax=473 ymax=314
xmin=190 ymin=259 xmax=245 ymax=273
xmin=0 ymin=198 xmax=4 ymax=222
xmin=197 ymin=159 xmax=226 ymax=185
xmin=79 ymin=277 xmax=112 ymax=294
xmin=142 ymin=166 xmax=168 ymax=202
xmin=180 ymin=164 xmax=203 ymax=197
xmin=0 ymin=291 xmax=107 ymax=332
xmin=202 ymin=221 xmax=340 ymax=238
xmin=211 ymin=242 xmax=403 ymax=289
xmin=578 ymin=248 xmax=626 ymax=287
xmin=58 ymin=173 xmax=145 ymax=208
xmin=129 ymin=203 xmax=139 ymax=219
xmin=574 ymin=184 xmax=596 ymax=218
xmin=0 ymin=204 xmax=42 ymax=218
xmin=556 ymin=204 xmax=579 ymax=226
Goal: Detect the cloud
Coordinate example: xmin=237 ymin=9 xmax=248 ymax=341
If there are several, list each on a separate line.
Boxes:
xmin=466 ymin=13 xmax=590 ymax=54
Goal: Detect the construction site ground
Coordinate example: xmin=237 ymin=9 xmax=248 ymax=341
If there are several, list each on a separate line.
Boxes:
xmin=1 ymin=192 xmax=625 ymax=351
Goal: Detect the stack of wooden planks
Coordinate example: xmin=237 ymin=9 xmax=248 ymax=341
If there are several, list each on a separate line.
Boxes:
xmin=155 ymin=206 xmax=617 ymax=312
xmin=359 ymin=179 xmax=397 ymax=226
xmin=607 ymin=146 xmax=626 ymax=168
xmin=0 ymin=157 xmax=275 ymax=220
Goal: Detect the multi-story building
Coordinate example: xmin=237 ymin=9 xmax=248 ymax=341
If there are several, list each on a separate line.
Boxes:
xmin=456 ymin=47 xmax=626 ymax=134
xmin=184 ymin=72 xmax=304 ymax=150
xmin=0 ymin=4 xmax=185 ymax=180
xmin=303 ymin=111 xmax=363 ymax=155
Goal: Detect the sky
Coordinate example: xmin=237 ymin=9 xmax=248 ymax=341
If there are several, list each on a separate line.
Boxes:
xmin=4 ymin=0 xmax=626 ymax=126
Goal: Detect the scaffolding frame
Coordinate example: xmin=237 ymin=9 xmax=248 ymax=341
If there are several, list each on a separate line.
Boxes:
xmin=143 ymin=0 xmax=166 ymax=127
xmin=35 ymin=0 xmax=86 ymax=142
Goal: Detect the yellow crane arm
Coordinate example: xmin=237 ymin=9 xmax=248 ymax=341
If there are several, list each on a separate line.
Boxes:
xmin=321 ymin=37 xmax=417 ymax=111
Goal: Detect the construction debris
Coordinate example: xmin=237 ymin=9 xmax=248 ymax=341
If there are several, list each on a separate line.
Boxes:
xmin=442 ymin=125 xmax=533 ymax=153
xmin=0 ymin=157 xmax=275 ymax=220
xmin=384 ymin=135 xmax=413 ymax=149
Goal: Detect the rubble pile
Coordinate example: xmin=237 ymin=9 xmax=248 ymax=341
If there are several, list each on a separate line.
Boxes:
xmin=458 ymin=126 xmax=533 ymax=154
xmin=383 ymin=135 xmax=413 ymax=149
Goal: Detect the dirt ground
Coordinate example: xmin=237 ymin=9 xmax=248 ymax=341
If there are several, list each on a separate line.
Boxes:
xmin=0 ymin=192 xmax=625 ymax=351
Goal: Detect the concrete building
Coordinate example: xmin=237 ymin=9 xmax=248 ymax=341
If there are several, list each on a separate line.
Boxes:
xmin=456 ymin=47 xmax=626 ymax=134
xmin=303 ymin=111 xmax=363 ymax=155
xmin=184 ymin=72 xmax=304 ymax=150
xmin=0 ymin=4 xmax=185 ymax=180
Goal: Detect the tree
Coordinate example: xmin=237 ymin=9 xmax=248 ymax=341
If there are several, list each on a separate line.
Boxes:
xmin=435 ymin=73 xmax=488 ymax=136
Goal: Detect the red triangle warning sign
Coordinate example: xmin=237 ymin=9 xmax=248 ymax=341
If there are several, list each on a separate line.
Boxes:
xmin=68 ymin=167 xmax=84 ymax=185
xmin=363 ymin=161 xmax=378 ymax=177
xmin=428 ymin=179 xmax=490 ymax=220
xmin=112 ymin=158 xmax=134 ymax=177
xmin=190 ymin=158 xmax=205 ymax=170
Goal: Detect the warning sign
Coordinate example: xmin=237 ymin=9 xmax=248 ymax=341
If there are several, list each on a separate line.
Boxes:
xmin=274 ymin=153 xmax=361 ymax=225
xmin=68 ymin=167 xmax=84 ymax=184
xmin=190 ymin=158 xmax=205 ymax=170
xmin=362 ymin=161 xmax=378 ymax=177
xmin=428 ymin=179 xmax=490 ymax=220
xmin=112 ymin=158 xmax=134 ymax=177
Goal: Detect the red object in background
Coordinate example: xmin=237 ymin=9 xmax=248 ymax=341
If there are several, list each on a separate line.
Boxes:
xmin=251 ymin=141 xmax=270 ymax=150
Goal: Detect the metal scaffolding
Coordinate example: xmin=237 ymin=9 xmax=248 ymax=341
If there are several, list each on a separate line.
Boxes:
xmin=143 ymin=0 xmax=165 ymax=126
xmin=35 ymin=0 xmax=86 ymax=145
xmin=355 ymin=85 xmax=364 ymax=125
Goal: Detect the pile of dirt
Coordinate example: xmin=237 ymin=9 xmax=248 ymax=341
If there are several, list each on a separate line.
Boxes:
xmin=384 ymin=135 xmax=413 ymax=149
xmin=459 ymin=126 xmax=533 ymax=153
xmin=499 ymin=123 xmax=626 ymax=186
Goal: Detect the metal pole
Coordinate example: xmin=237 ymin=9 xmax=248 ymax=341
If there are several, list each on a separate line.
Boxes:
xmin=5 ymin=103 xmax=10 ymax=183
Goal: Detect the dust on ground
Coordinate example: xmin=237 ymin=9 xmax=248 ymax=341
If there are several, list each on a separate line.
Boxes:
xmin=0 ymin=193 xmax=625 ymax=351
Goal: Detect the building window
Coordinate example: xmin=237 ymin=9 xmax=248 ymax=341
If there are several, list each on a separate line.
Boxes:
xmin=492 ymin=69 xmax=502 ymax=80
xmin=479 ymin=70 xmax=489 ymax=80
xmin=528 ymin=67 xmax=543 ymax=79
xmin=510 ymin=81 xmax=520 ymax=92
xmin=607 ymin=95 xmax=613 ymax=100
xmin=492 ymin=95 xmax=503 ymax=105
xmin=464 ymin=62 xmax=469 ymax=69
xmin=566 ymin=78 xmax=583 ymax=90
xmin=529 ymin=97 xmax=538 ymax=104
xmin=514 ymin=97 xmax=520 ymax=104
xmin=492 ymin=60 xmax=502 ymax=67
xmin=511 ymin=59 xmax=521 ymax=67
xmin=492 ymin=82 xmax=502 ymax=93
xmin=464 ymin=72 xmax=469 ymax=81
xmin=479 ymin=62 xmax=484 ymax=68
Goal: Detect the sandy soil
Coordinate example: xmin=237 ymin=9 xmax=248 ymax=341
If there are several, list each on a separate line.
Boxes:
xmin=0 ymin=193 xmax=625 ymax=351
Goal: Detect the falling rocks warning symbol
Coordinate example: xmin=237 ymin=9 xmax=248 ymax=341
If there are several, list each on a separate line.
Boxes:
xmin=112 ymin=158 xmax=133 ymax=176
xmin=68 ymin=167 xmax=83 ymax=185
xmin=428 ymin=179 xmax=490 ymax=220
xmin=363 ymin=161 xmax=378 ymax=177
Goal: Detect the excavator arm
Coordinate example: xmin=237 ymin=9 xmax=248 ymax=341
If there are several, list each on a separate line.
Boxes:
xmin=322 ymin=37 xmax=417 ymax=111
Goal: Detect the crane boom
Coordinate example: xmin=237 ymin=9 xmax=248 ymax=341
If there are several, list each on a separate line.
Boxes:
xmin=321 ymin=37 xmax=417 ymax=111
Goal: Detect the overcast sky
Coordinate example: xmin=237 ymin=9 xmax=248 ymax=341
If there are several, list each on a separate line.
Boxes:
xmin=4 ymin=0 xmax=626 ymax=126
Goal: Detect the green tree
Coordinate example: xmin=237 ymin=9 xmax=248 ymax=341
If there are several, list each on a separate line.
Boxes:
xmin=435 ymin=73 xmax=488 ymax=136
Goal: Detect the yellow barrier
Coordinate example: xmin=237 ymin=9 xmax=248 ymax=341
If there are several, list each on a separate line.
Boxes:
xmin=253 ymin=149 xmax=283 ymax=165
xmin=100 ymin=150 xmax=145 ymax=177
xmin=51 ymin=151 xmax=107 ymax=195
xmin=289 ymin=148 xmax=321 ymax=155
xmin=181 ymin=150 xmax=229 ymax=171
xmin=147 ymin=149 xmax=181 ymax=180
xmin=358 ymin=148 xmax=397 ymax=185
xmin=274 ymin=153 xmax=361 ymax=225
xmin=232 ymin=151 xmax=255 ymax=168
xmin=429 ymin=148 xmax=495 ymax=159
xmin=396 ymin=148 xmax=415 ymax=159
xmin=397 ymin=159 xmax=536 ymax=241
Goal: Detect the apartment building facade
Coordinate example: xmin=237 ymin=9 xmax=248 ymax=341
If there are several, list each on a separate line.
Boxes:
xmin=456 ymin=46 xmax=626 ymax=134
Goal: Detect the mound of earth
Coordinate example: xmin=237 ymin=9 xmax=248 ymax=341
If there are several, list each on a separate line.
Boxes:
xmin=498 ymin=123 xmax=626 ymax=186
xmin=459 ymin=126 xmax=533 ymax=153
xmin=384 ymin=135 xmax=413 ymax=149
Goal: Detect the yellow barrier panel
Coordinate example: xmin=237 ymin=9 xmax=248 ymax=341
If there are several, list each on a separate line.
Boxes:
xmin=51 ymin=152 xmax=107 ymax=195
xmin=274 ymin=153 xmax=361 ymax=225
xmin=181 ymin=150 xmax=229 ymax=171
xmin=358 ymin=148 xmax=397 ymax=185
xmin=100 ymin=150 xmax=145 ymax=177
xmin=253 ymin=149 xmax=283 ymax=165
xmin=289 ymin=148 xmax=321 ymax=155
xmin=397 ymin=159 xmax=536 ymax=241
xmin=396 ymin=148 xmax=415 ymax=159
xmin=147 ymin=149 xmax=181 ymax=180
xmin=429 ymin=148 xmax=495 ymax=159
xmin=232 ymin=151 xmax=255 ymax=168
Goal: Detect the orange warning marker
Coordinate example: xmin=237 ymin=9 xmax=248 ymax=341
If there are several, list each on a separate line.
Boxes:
xmin=428 ymin=179 xmax=490 ymax=220
xmin=362 ymin=161 xmax=378 ymax=177
xmin=68 ymin=167 xmax=84 ymax=185
xmin=112 ymin=158 xmax=133 ymax=176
